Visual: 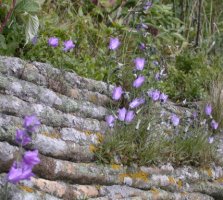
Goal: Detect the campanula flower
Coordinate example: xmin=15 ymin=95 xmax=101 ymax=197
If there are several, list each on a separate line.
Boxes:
xmin=125 ymin=110 xmax=135 ymax=123
xmin=160 ymin=93 xmax=168 ymax=103
xmin=208 ymin=137 xmax=214 ymax=144
xmin=112 ymin=86 xmax=123 ymax=101
xmin=129 ymin=98 xmax=145 ymax=109
xmin=211 ymin=120 xmax=218 ymax=130
xmin=205 ymin=104 xmax=212 ymax=116
xmin=171 ymin=114 xmax=180 ymax=126
xmin=48 ymin=37 xmax=59 ymax=47
xmin=23 ymin=115 xmax=40 ymax=133
xmin=118 ymin=107 xmax=127 ymax=121
xmin=134 ymin=58 xmax=145 ymax=71
xmin=133 ymin=76 xmax=145 ymax=88
xmin=23 ymin=150 xmax=40 ymax=167
xmin=15 ymin=130 xmax=31 ymax=146
xmin=109 ymin=37 xmax=120 ymax=50
xmin=148 ymin=89 xmax=160 ymax=101
xmin=144 ymin=1 xmax=152 ymax=10
xmin=152 ymin=61 xmax=159 ymax=66
xmin=105 ymin=115 xmax=115 ymax=127
xmin=63 ymin=40 xmax=75 ymax=52
xmin=139 ymin=43 xmax=146 ymax=50
xmin=7 ymin=161 xmax=34 ymax=184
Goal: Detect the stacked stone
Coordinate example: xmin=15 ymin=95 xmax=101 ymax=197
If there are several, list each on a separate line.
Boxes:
xmin=0 ymin=56 xmax=223 ymax=200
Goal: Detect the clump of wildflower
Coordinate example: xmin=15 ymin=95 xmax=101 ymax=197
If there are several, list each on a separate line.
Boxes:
xmin=171 ymin=114 xmax=180 ymax=127
xmin=134 ymin=58 xmax=145 ymax=71
xmin=133 ymin=76 xmax=145 ymax=88
xmin=112 ymin=86 xmax=123 ymax=101
xmin=48 ymin=37 xmax=59 ymax=47
xmin=109 ymin=37 xmax=120 ymax=50
xmin=63 ymin=40 xmax=75 ymax=52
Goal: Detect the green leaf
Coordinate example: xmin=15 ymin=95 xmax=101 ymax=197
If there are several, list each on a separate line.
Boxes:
xmin=15 ymin=0 xmax=41 ymax=13
xmin=24 ymin=14 xmax=39 ymax=44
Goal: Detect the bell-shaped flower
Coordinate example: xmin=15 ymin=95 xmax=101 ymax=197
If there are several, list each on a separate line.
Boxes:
xmin=148 ymin=89 xmax=160 ymax=101
xmin=23 ymin=150 xmax=40 ymax=167
xmin=125 ymin=110 xmax=135 ymax=123
xmin=118 ymin=107 xmax=127 ymax=121
xmin=112 ymin=86 xmax=123 ymax=101
xmin=133 ymin=76 xmax=145 ymax=88
xmin=109 ymin=37 xmax=120 ymax=50
xmin=129 ymin=98 xmax=145 ymax=109
xmin=160 ymin=93 xmax=168 ymax=103
xmin=48 ymin=37 xmax=59 ymax=47
xmin=205 ymin=104 xmax=212 ymax=116
xmin=171 ymin=114 xmax=180 ymax=127
xmin=23 ymin=115 xmax=40 ymax=133
xmin=211 ymin=119 xmax=218 ymax=130
xmin=105 ymin=115 xmax=115 ymax=127
xmin=63 ymin=40 xmax=75 ymax=52
xmin=15 ymin=130 xmax=31 ymax=146
xmin=134 ymin=58 xmax=145 ymax=71
xmin=7 ymin=161 xmax=34 ymax=184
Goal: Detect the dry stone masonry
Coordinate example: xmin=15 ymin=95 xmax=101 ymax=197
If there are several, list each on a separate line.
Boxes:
xmin=0 ymin=56 xmax=223 ymax=200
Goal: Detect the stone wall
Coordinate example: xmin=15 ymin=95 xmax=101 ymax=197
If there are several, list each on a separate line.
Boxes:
xmin=0 ymin=56 xmax=223 ymax=200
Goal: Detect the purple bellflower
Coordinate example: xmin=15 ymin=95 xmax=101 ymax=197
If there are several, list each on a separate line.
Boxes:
xmin=23 ymin=150 xmax=40 ymax=167
xmin=144 ymin=1 xmax=152 ymax=10
xmin=139 ymin=43 xmax=146 ymax=50
xmin=105 ymin=115 xmax=115 ymax=127
xmin=125 ymin=110 xmax=135 ymax=123
xmin=63 ymin=40 xmax=75 ymax=52
xmin=148 ymin=89 xmax=160 ymax=101
xmin=48 ymin=37 xmax=59 ymax=47
xmin=129 ymin=98 xmax=145 ymax=109
xmin=23 ymin=115 xmax=40 ymax=133
xmin=171 ymin=114 xmax=180 ymax=127
xmin=118 ymin=107 xmax=127 ymax=121
xmin=133 ymin=76 xmax=145 ymax=88
xmin=160 ymin=93 xmax=168 ymax=103
xmin=7 ymin=161 xmax=34 ymax=184
xmin=112 ymin=86 xmax=123 ymax=101
xmin=205 ymin=104 xmax=212 ymax=116
xmin=134 ymin=58 xmax=145 ymax=71
xmin=109 ymin=37 xmax=120 ymax=50
xmin=211 ymin=120 xmax=218 ymax=130
xmin=15 ymin=130 xmax=31 ymax=146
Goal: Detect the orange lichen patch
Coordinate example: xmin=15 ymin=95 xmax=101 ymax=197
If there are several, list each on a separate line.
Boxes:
xmin=151 ymin=188 xmax=160 ymax=197
xmin=215 ymin=177 xmax=223 ymax=183
xmin=131 ymin=171 xmax=149 ymax=181
xmin=177 ymin=179 xmax=183 ymax=188
xmin=19 ymin=185 xmax=34 ymax=193
xmin=85 ymin=130 xmax=94 ymax=135
xmin=168 ymin=176 xmax=176 ymax=185
xmin=89 ymin=144 xmax=97 ymax=153
xmin=96 ymin=132 xmax=104 ymax=143
xmin=111 ymin=164 xmax=121 ymax=170
xmin=119 ymin=171 xmax=149 ymax=182
xmin=41 ymin=131 xmax=61 ymax=139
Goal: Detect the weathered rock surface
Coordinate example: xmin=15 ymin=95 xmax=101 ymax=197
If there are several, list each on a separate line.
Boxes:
xmin=0 ymin=56 xmax=223 ymax=200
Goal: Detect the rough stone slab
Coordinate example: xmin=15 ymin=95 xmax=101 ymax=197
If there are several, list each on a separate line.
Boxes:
xmin=0 ymin=94 xmax=104 ymax=132
xmin=0 ymin=72 xmax=108 ymax=120
xmin=0 ymin=117 xmax=95 ymax=162
xmin=0 ymin=56 xmax=113 ymax=106
xmin=0 ymin=113 xmax=101 ymax=146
